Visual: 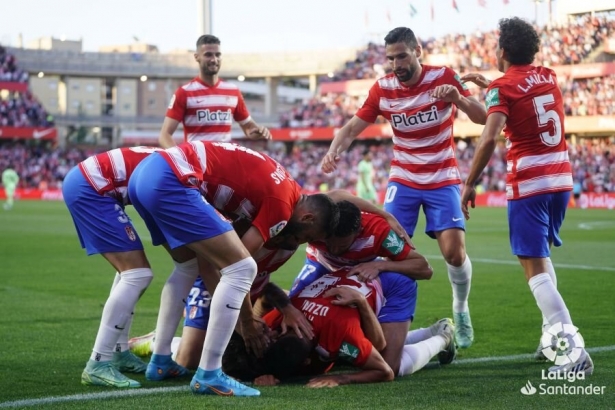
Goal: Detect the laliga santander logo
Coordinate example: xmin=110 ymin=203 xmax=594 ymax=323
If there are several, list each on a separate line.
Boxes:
xmin=539 ymin=323 xmax=585 ymax=365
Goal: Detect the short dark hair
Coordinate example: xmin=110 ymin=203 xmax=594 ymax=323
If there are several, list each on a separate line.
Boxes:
xmin=334 ymin=200 xmax=362 ymax=237
xmin=306 ymin=194 xmax=340 ymax=238
xmin=384 ymin=27 xmax=418 ymax=48
xmin=196 ymin=34 xmax=221 ymax=48
xmin=498 ymin=17 xmax=539 ymax=65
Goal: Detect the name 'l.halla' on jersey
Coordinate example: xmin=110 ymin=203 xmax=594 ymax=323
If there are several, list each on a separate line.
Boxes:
xmin=78 ymin=146 xmax=162 ymax=205
xmin=307 ymin=212 xmax=413 ymax=272
xmin=356 ymin=66 xmax=472 ymax=190
xmin=485 ymin=65 xmax=572 ymax=200
xmin=166 ymin=77 xmax=252 ymax=142
xmin=159 ymin=141 xmax=301 ymax=243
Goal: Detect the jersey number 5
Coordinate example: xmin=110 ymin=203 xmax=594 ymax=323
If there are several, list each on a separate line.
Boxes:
xmin=532 ymin=94 xmax=562 ymax=147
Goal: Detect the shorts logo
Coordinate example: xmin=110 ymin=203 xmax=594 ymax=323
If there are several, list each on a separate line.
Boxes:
xmin=269 ymin=220 xmax=288 ymax=238
xmin=125 ymin=226 xmax=137 ymax=241
xmin=189 ymin=306 xmax=198 ymax=319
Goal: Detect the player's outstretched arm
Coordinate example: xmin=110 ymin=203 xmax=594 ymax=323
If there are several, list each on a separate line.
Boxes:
xmin=321 ymin=116 xmax=370 ymax=174
xmin=240 ymin=120 xmax=272 ymax=140
xmin=159 ymin=117 xmax=181 ymax=148
xmin=306 ymin=349 xmax=394 ymax=388
xmin=350 ymin=250 xmax=433 ymax=282
xmin=461 ymin=111 xmax=507 ymax=220
xmin=460 ymin=73 xmax=492 ymax=89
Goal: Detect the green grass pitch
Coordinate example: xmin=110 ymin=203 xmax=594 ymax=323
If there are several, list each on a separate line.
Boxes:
xmin=0 ymin=201 xmax=613 ymax=409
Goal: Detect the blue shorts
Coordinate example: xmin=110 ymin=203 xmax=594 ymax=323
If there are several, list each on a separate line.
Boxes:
xmin=184 ymin=276 xmax=212 ymax=330
xmin=383 ymin=182 xmax=465 ymax=239
xmin=508 ymin=191 xmax=570 ymax=258
xmin=288 ymin=257 xmax=330 ymax=298
xmin=128 ymin=153 xmax=232 ymax=249
xmin=62 ymin=166 xmax=144 ymax=255
xmin=377 ymin=272 xmax=417 ymax=323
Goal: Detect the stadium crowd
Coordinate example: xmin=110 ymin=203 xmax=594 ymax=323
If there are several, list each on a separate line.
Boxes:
xmin=0 ymin=45 xmax=28 ymax=83
xmin=2 ymin=137 xmax=613 ymax=194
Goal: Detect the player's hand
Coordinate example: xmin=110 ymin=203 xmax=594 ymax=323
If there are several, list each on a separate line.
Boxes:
xmin=431 ymin=84 xmax=461 ymax=103
xmin=306 ymin=375 xmax=346 ymax=388
xmin=346 ymin=262 xmax=381 ymax=282
xmin=324 ymin=286 xmax=365 ymax=306
xmin=460 ymin=184 xmax=477 ymax=220
xmin=321 ymin=151 xmax=340 ymax=174
xmin=382 ymin=213 xmax=411 ymax=244
xmin=280 ymin=304 xmax=314 ymax=340
xmin=240 ymin=316 xmax=270 ymax=358
xmin=248 ymin=125 xmax=272 ymax=140
xmin=254 ymin=374 xmax=280 ymax=386
xmin=460 ymin=73 xmax=491 ymax=89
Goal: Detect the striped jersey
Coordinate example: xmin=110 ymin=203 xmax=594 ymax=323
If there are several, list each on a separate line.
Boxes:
xmin=78 ymin=146 xmax=161 ymax=205
xmin=485 ymin=65 xmax=572 ymax=199
xmin=166 ymin=77 xmax=251 ymax=142
xmin=356 ymin=66 xmax=471 ymax=189
xmin=307 ymin=212 xmax=412 ymax=272
xmin=250 ymin=245 xmax=298 ymax=299
xmin=159 ymin=141 xmax=301 ymax=243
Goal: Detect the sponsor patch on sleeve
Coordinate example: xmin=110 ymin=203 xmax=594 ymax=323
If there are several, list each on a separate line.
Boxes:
xmin=269 ymin=220 xmax=288 ymax=238
xmin=454 ymin=74 xmax=469 ymax=90
xmin=485 ymin=88 xmax=500 ymax=109
xmin=383 ymin=230 xmax=405 ymax=255
xmin=167 ymin=94 xmax=176 ymax=109
xmin=339 ymin=342 xmax=359 ymax=360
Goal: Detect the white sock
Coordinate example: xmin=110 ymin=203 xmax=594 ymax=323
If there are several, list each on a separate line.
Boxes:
xmin=171 ymin=337 xmax=182 ymax=361
xmin=447 ymin=254 xmax=472 ymax=313
xmin=153 ymin=258 xmax=199 ymax=356
xmin=404 ymin=328 xmax=433 ymax=345
xmin=529 ymin=273 xmax=572 ymax=328
xmin=200 ymin=257 xmax=257 ymax=370
xmin=91 ymin=268 xmax=153 ymax=362
xmin=541 ymin=258 xmax=558 ymax=332
xmin=107 ymin=272 xmax=134 ymax=353
xmin=398 ymin=335 xmax=446 ymax=376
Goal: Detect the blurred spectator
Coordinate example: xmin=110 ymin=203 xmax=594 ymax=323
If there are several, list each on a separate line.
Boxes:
xmin=0 ymin=91 xmax=55 ymax=127
xmin=0 ymin=45 xmax=29 ymax=83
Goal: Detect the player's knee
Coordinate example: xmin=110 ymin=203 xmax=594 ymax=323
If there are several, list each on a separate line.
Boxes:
xmin=220 ymin=257 xmax=257 ymax=292
xmin=120 ymin=267 xmax=154 ymax=290
xmin=443 ymin=249 xmax=466 ymax=267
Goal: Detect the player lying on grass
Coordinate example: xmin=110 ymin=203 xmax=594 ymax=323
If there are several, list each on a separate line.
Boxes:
xmin=220 ymin=270 xmax=456 ymax=387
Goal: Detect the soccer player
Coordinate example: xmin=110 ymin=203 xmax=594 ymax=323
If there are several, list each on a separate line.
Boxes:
xmin=290 ymin=200 xmax=438 ymax=376
xmin=460 ymin=17 xmax=593 ymax=375
xmin=224 ymin=270 xmax=456 ymax=387
xmin=159 ymin=34 xmax=271 ymax=148
xmin=321 ymin=27 xmax=487 ymax=348
xmin=62 ymin=146 xmax=161 ymax=388
xmin=2 ymin=166 xmax=19 ymax=210
xmin=356 ymin=150 xmax=377 ymax=204
xmin=127 ymin=140 xmax=340 ymax=397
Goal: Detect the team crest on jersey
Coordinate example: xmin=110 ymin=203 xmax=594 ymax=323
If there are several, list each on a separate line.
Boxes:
xmin=383 ymin=230 xmax=404 ymax=254
xmin=125 ymin=226 xmax=137 ymax=241
xmin=339 ymin=342 xmax=359 ymax=360
xmin=168 ymin=94 xmax=176 ymax=109
xmin=269 ymin=221 xmax=287 ymax=238
xmin=485 ymin=88 xmax=500 ymax=108
xmin=189 ymin=306 xmax=198 ymax=319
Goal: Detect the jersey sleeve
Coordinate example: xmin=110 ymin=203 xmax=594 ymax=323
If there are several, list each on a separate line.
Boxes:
xmin=372 ymin=218 xmax=412 ymax=260
xmin=444 ymin=67 xmax=472 ymax=98
xmin=355 ymin=82 xmax=382 ymax=123
xmin=485 ymin=78 xmax=510 ymax=117
xmin=165 ymin=87 xmax=187 ymax=122
xmin=319 ymin=313 xmax=373 ymax=367
xmin=251 ymin=197 xmax=293 ymax=243
xmin=233 ymin=91 xmax=251 ymax=124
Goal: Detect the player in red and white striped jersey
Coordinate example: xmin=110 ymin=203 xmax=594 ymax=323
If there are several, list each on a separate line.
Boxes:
xmin=322 ymin=27 xmax=487 ymax=349
xmin=158 ymin=35 xmax=271 ymax=148
xmin=461 ymin=17 xmax=593 ymax=376
xmin=63 ymin=146 xmax=162 ymax=388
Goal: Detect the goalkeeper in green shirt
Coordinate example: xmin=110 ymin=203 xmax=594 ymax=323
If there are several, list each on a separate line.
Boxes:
xmin=2 ymin=167 xmax=19 ymax=210
xmin=356 ymin=150 xmax=377 ymax=204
